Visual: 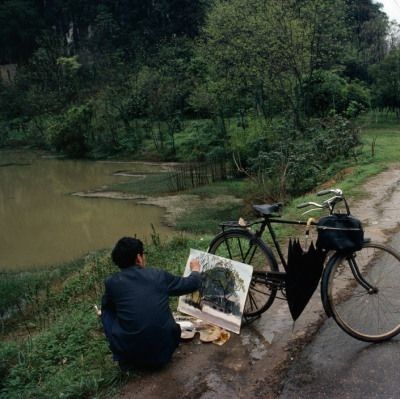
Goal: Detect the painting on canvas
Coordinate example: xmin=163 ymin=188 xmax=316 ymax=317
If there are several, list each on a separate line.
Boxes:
xmin=177 ymin=248 xmax=253 ymax=334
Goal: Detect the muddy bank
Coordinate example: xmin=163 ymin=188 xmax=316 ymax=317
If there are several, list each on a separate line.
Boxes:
xmin=72 ymin=191 xmax=243 ymax=227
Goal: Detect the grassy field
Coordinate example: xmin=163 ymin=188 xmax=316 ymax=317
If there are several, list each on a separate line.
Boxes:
xmin=1 ymin=113 xmax=399 ymax=398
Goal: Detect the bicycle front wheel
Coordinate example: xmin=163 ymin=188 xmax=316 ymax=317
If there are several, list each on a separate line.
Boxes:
xmin=323 ymin=242 xmax=400 ymax=342
xmin=208 ymin=229 xmax=279 ymax=317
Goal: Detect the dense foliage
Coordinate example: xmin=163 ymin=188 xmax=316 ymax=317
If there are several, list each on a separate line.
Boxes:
xmin=0 ymin=0 xmax=397 ymax=197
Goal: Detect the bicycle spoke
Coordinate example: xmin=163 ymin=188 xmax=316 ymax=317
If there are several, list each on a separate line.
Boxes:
xmin=249 ymin=285 xmax=270 ymax=296
xmin=237 ymin=237 xmax=245 ymax=263
xmin=247 ymin=291 xmax=258 ymax=312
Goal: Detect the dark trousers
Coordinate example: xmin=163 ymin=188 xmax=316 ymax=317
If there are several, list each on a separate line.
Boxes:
xmin=101 ymin=309 xmax=122 ymax=361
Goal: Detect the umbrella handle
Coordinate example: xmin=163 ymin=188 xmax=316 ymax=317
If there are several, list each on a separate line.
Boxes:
xmin=304 ymin=218 xmax=316 ymax=248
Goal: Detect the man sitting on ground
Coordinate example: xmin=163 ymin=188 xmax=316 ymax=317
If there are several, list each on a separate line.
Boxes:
xmin=101 ymin=236 xmax=201 ymax=370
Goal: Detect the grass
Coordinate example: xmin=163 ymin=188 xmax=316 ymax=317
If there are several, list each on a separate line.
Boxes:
xmin=322 ymin=112 xmax=400 ymax=198
xmin=0 ymin=306 xmax=121 ymax=399
xmin=109 ymin=167 xmax=248 ymax=198
xmin=173 ymin=180 xmax=249 ymax=235
xmin=0 ymin=251 xmax=119 ymax=399
xmin=0 ymin=259 xmax=85 ymax=320
xmin=185 ymin=179 xmax=248 ymax=198
xmin=175 ymin=203 xmax=244 ymax=235
xmin=110 ymin=173 xmax=173 ymax=196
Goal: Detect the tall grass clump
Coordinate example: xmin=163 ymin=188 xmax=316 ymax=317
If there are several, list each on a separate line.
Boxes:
xmin=0 ymin=259 xmax=84 ymax=325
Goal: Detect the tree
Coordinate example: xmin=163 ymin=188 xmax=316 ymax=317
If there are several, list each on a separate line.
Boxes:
xmin=344 ymin=0 xmax=389 ymax=81
xmin=50 ymin=104 xmax=92 ymax=157
xmin=197 ymin=0 xmax=350 ymax=130
xmin=137 ymin=39 xmax=197 ymax=158
xmin=0 ymin=0 xmax=43 ymax=63
xmin=370 ymin=48 xmax=400 ymax=117
xmin=302 ymin=70 xmax=370 ymax=117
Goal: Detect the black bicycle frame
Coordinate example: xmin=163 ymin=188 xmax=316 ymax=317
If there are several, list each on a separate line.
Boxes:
xmin=263 ymin=217 xmax=374 ymax=292
xmin=252 ymin=217 xmax=312 ymax=271
xmin=347 ymin=254 xmax=377 ymax=292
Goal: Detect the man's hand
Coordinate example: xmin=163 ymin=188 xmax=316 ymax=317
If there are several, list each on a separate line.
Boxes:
xmin=190 ymin=258 xmax=201 ymax=272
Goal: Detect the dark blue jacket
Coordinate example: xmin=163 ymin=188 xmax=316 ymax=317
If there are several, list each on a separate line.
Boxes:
xmin=101 ymin=265 xmax=201 ymax=367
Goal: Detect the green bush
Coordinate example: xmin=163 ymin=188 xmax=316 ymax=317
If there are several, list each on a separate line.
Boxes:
xmin=302 ymin=70 xmax=370 ymax=118
xmin=50 ymin=104 xmax=93 ymax=158
xmin=0 ymin=118 xmax=30 ymax=147
xmin=176 ymin=120 xmax=226 ymax=161
xmin=240 ymin=115 xmax=360 ymax=199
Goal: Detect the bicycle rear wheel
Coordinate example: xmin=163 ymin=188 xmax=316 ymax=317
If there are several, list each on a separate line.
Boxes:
xmin=323 ymin=242 xmax=400 ymax=342
xmin=208 ymin=229 xmax=279 ymax=317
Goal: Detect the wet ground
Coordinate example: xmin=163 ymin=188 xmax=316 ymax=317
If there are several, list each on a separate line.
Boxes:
xmin=278 ymin=225 xmax=400 ymax=398
xmin=115 ymin=165 xmax=400 ymax=399
xmin=278 ymin=301 xmax=400 ymax=398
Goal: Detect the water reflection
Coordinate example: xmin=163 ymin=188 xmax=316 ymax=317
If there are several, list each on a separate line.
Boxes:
xmin=0 ymin=151 xmax=171 ymax=270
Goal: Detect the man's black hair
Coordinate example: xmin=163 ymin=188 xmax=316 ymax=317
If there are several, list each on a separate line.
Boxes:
xmin=111 ymin=237 xmax=144 ymax=268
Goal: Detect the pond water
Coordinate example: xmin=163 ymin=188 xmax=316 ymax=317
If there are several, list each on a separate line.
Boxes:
xmin=0 ymin=151 xmax=172 ymax=271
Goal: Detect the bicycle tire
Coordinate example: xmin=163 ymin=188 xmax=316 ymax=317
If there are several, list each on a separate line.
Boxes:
xmin=322 ymin=241 xmax=400 ymax=342
xmin=208 ymin=229 xmax=279 ymax=317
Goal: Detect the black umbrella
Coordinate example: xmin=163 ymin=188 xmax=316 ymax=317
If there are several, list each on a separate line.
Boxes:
xmin=284 ymin=239 xmax=326 ymax=321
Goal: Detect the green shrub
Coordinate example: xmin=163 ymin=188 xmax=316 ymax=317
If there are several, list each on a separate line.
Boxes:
xmin=50 ymin=104 xmax=93 ymax=158
xmin=0 ymin=118 xmax=30 ymax=147
xmin=177 ymin=120 xmax=226 ymax=161
xmin=302 ymin=70 xmax=370 ymax=118
xmin=239 ymin=115 xmax=360 ymax=199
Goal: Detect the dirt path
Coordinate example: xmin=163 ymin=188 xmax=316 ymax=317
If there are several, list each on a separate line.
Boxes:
xmin=114 ymin=165 xmax=400 ymax=399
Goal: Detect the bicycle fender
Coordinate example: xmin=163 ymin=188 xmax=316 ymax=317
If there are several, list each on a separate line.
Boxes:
xmin=320 ymin=253 xmax=341 ymax=318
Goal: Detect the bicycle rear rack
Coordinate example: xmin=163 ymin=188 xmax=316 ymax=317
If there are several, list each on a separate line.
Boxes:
xmin=219 ymin=219 xmax=264 ymax=231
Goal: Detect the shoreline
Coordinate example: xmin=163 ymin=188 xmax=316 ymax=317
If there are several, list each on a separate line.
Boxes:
xmin=72 ymin=190 xmax=243 ymax=227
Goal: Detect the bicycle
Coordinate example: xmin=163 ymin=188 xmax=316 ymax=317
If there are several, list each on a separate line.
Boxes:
xmin=208 ymin=188 xmax=400 ymax=342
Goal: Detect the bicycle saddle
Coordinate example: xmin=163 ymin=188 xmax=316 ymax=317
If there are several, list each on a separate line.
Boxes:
xmin=252 ymin=203 xmax=283 ymax=216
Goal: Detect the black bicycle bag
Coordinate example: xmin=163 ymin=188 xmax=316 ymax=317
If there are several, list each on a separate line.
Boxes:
xmin=316 ymin=213 xmax=364 ymax=253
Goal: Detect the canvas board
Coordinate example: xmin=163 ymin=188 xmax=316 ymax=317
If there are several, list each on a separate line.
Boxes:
xmin=177 ymin=249 xmax=253 ymax=334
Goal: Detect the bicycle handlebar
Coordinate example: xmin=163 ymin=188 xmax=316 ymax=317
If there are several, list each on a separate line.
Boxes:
xmin=317 ymin=188 xmax=343 ymax=197
xmin=297 ymin=188 xmax=346 ymax=213
xmin=297 ymin=202 xmax=310 ymax=209
xmin=297 ymin=201 xmax=325 ymax=209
